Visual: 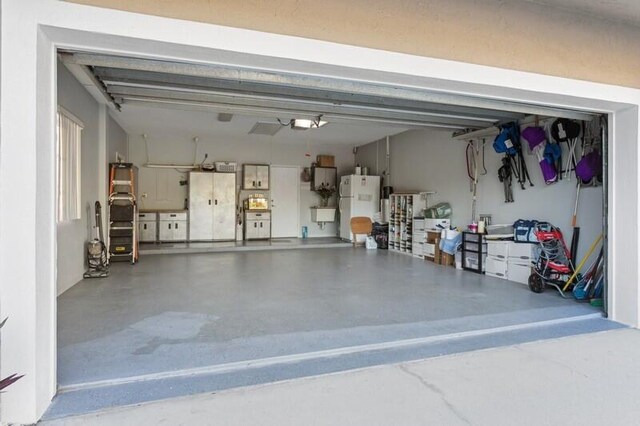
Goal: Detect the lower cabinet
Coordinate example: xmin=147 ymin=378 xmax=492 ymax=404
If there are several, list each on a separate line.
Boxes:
xmin=138 ymin=212 xmax=158 ymax=243
xmin=159 ymin=212 xmax=188 ymax=242
xmin=139 ymin=221 xmax=157 ymax=242
xmin=244 ymin=211 xmax=271 ymax=240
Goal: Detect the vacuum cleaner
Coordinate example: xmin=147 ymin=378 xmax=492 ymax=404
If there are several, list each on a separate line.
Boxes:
xmin=83 ymin=201 xmax=110 ymax=278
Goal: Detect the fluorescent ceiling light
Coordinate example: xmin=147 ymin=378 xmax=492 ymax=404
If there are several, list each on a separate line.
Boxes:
xmin=277 ymin=115 xmax=328 ymax=130
xmin=292 ymin=118 xmax=328 ymax=130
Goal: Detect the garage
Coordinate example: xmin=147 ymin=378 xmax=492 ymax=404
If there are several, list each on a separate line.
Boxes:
xmin=44 ymin=48 xmax=620 ymax=418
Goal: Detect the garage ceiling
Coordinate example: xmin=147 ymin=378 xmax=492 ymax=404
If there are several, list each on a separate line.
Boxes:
xmin=109 ymin=104 xmax=410 ymax=146
xmin=59 ymin=50 xmax=594 ymax=143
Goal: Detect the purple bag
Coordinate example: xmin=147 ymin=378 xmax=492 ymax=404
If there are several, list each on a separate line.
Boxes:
xmin=522 ymin=127 xmax=546 ymax=151
xmin=575 ymin=151 xmax=602 ymax=182
xmin=539 ymin=159 xmax=558 ymax=184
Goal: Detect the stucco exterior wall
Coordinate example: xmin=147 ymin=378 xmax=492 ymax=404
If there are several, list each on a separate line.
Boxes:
xmin=68 ymin=0 xmax=640 ymax=88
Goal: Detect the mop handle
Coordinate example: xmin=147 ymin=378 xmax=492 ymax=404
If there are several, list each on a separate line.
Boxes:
xmin=563 ymin=234 xmax=603 ymax=291
xmin=571 ymin=184 xmax=581 ymax=227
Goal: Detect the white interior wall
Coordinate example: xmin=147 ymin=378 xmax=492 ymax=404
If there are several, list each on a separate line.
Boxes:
xmin=107 ymin=114 xmax=128 ymax=164
xmin=356 ymin=128 xmax=603 ymax=261
xmin=128 ymin=134 xmax=355 ymax=237
xmin=56 ymin=62 xmax=101 ymax=295
xmin=56 ymin=62 xmax=128 ymax=295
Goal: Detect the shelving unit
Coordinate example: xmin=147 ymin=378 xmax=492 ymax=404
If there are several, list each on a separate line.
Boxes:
xmin=388 ymin=193 xmax=427 ymax=255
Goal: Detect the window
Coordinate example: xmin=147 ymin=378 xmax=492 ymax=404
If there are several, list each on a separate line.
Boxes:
xmin=56 ymin=109 xmax=82 ymax=222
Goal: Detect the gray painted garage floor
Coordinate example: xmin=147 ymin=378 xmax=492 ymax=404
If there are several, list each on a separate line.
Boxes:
xmin=44 ymin=328 xmax=640 ymax=426
xmin=52 ymin=247 xmax=607 ymax=419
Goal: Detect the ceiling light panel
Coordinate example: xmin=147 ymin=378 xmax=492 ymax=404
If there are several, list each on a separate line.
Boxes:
xmin=248 ymin=122 xmax=282 ymax=136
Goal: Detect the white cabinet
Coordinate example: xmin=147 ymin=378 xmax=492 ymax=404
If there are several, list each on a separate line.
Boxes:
xmin=158 ymin=212 xmax=187 ymax=242
xmin=243 ymin=164 xmax=270 ymax=189
xmin=244 ymin=211 xmax=271 ymax=240
xmin=311 ymin=166 xmax=337 ymax=189
xmin=138 ymin=212 xmax=157 ymax=242
xmin=139 ymin=221 xmax=157 ymax=242
xmin=188 ymin=172 xmax=214 ymax=241
xmin=189 ymin=172 xmax=237 ymax=241
xmin=212 ymin=173 xmax=236 ymax=240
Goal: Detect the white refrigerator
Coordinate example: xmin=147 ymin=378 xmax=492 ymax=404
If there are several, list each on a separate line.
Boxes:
xmin=339 ymin=175 xmax=381 ymax=241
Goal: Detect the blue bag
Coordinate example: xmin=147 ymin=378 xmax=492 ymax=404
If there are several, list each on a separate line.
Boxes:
xmin=493 ymin=124 xmax=519 ymax=156
xmin=513 ymin=219 xmax=539 ymax=243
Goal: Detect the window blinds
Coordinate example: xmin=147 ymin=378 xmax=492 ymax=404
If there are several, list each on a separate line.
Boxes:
xmin=57 ymin=110 xmax=83 ymax=222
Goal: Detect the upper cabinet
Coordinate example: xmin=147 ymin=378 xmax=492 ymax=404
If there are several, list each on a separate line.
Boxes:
xmin=311 ymin=166 xmax=337 ymax=189
xmin=243 ymin=164 xmax=270 ymax=190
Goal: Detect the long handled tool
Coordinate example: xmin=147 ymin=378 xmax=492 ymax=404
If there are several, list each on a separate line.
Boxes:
xmin=569 ymin=183 xmax=581 ymax=263
xmin=563 ymin=233 xmax=603 ymax=291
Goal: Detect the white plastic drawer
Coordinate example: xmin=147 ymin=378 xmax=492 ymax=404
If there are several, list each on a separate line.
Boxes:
xmin=464 ymin=252 xmax=486 ymax=270
xmin=413 ymin=231 xmax=426 ymax=242
xmin=487 ymin=241 xmax=510 ymax=259
xmin=464 ymin=241 xmax=486 ymax=253
xmin=464 ymin=232 xmax=482 ymax=243
xmin=412 ymin=243 xmax=423 ymax=256
xmin=485 ymin=256 xmax=508 ymax=279
xmin=159 ymin=211 xmax=187 ymax=221
xmin=508 ymin=260 xmax=532 ymax=284
xmin=413 ymin=219 xmax=425 ymax=232
xmin=425 ymin=218 xmax=450 ymax=230
xmin=508 ymin=242 xmax=534 ymax=261
xmin=424 ymin=243 xmax=436 ymax=257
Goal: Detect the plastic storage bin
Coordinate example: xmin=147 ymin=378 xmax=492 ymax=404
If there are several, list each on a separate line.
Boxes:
xmin=487 ymin=241 xmax=510 ymax=259
xmin=507 ymin=261 xmax=532 ymax=284
xmin=485 ymin=257 xmax=508 ymax=279
xmin=508 ymin=242 xmax=534 ymax=261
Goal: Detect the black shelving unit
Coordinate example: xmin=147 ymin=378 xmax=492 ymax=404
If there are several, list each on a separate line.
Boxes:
xmin=462 ymin=232 xmax=485 ymax=274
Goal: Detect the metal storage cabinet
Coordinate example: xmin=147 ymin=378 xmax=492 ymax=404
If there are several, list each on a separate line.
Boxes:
xmin=244 ymin=211 xmax=271 ymax=240
xmin=189 ymin=171 xmax=237 ymax=241
xmin=311 ymin=166 xmax=337 ymax=188
xmin=159 ymin=212 xmax=187 ymax=242
xmin=212 ymin=172 xmax=236 ymax=240
xmin=189 ymin=172 xmax=214 ymax=240
xmin=138 ymin=212 xmax=157 ymax=242
xmin=243 ymin=164 xmax=269 ymax=189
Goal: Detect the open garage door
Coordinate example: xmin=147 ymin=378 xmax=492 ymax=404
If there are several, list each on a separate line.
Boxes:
xmin=50 ymin=50 xmax=612 ymax=420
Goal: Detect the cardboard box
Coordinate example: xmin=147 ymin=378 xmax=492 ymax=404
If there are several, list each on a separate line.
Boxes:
xmin=426 ymin=230 xmax=440 ymax=244
xmin=431 ymin=236 xmax=442 ymax=263
xmin=316 ymin=155 xmax=335 ymax=167
xmin=441 ymin=252 xmax=455 ymax=266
